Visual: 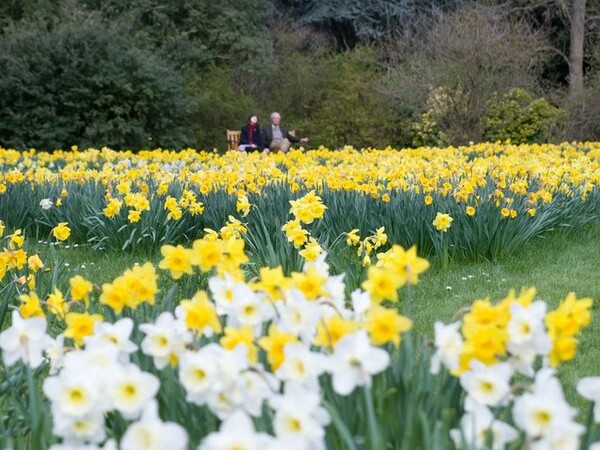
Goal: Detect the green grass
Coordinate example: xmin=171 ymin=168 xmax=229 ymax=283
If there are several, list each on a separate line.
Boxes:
xmin=51 ymin=244 xmax=149 ymax=284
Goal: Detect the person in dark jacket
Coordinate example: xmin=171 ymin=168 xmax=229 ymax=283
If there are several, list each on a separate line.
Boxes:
xmin=263 ymin=112 xmax=308 ymax=153
xmin=238 ymin=115 xmax=266 ymax=152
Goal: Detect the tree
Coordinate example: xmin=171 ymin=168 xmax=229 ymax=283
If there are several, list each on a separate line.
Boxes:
xmin=0 ymin=22 xmax=192 ymax=150
xmin=0 ymin=0 xmax=66 ymax=33
xmin=380 ymin=5 xmax=549 ymax=144
xmin=269 ymin=0 xmax=467 ymax=50
xmin=79 ymin=0 xmax=273 ymax=74
xmin=570 ymin=0 xmax=586 ymax=98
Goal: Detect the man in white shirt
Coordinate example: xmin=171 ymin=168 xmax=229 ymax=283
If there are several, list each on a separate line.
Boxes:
xmin=263 ymin=112 xmax=308 ymax=153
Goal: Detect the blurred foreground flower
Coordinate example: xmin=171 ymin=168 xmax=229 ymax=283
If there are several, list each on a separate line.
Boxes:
xmin=0 ymin=310 xmax=53 ymax=368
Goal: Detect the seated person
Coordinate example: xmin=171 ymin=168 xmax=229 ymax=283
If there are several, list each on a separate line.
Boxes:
xmin=263 ymin=112 xmax=308 ymax=153
xmin=237 ymin=115 xmax=266 ymax=152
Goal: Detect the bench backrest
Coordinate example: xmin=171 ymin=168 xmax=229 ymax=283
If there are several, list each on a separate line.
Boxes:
xmin=226 ymin=129 xmax=241 ymax=151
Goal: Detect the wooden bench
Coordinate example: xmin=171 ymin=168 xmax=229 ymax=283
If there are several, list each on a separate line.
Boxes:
xmin=227 ymin=129 xmax=296 ymax=151
xmin=227 ymin=129 xmax=241 ymax=151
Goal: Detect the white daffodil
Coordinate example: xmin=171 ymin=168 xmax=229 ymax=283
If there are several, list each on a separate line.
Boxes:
xmin=108 ymin=364 xmax=160 ymax=419
xmin=239 ymin=369 xmax=278 ymax=417
xmin=206 ymin=383 xmax=244 ymax=420
xmin=84 ymin=318 xmax=137 ymax=362
xmin=45 ymin=346 xmax=116 ymax=423
xmin=350 ymin=289 xmax=371 ymax=321
xmin=277 ymin=290 xmax=322 ymax=343
xmin=178 ymin=346 xmax=221 ymax=405
xmin=63 ymin=345 xmax=120 ymax=375
xmin=577 ymin=377 xmax=600 ymax=421
xmin=139 ymin=312 xmax=191 ymax=369
xmin=52 ymin=410 xmax=106 ymax=444
xmin=507 ymin=345 xmax=538 ymax=377
xmin=329 ymin=330 xmax=390 ymax=396
xmin=276 ymin=343 xmax=328 ymax=390
xmin=228 ymin=283 xmax=272 ymax=328
xmin=450 ymin=398 xmax=518 ymax=450
xmin=513 ymin=369 xmax=578 ymax=440
xmin=514 ymin=392 xmax=557 ymax=438
xmin=0 ymin=310 xmax=53 ymax=368
xmin=430 ymin=321 xmax=463 ymax=374
xmin=217 ymin=344 xmax=250 ymax=381
xmin=325 ymin=273 xmax=347 ymax=310
xmin=460 ymin=361 xmax=513 ymax=407
xmin=46 ymin=333 xmax=66 ymax=375
xmin=208 ymin=273 xmax=239 ymax=315
xmin=529 ymin=421 xmax=584 ymax=450
xmin=205 ymin=345 xmax=249 ymax=419
xmin=270 ymin=382 xmax=330 ymax=450
xmin=121 ymin=401 xmax=188 ymax=450
xmin=507 ymin=301 xmax=547 ymax=346
xmin=303 ymin=252 xmax=330 ymax=277
xmin=199 ymin=409 xmax=273 ymax=450
xmin=40 ymin=198 xmax=54 ymax=210
xmin=506 ymin=302 xmax=550 ymax=376
xmin=44 ymin=371 xmax=104 ymax=418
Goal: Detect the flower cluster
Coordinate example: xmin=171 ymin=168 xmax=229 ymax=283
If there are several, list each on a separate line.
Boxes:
xmin=282 ymin=190 xmax=327 ymax=262
xmin=545 ymin=292 xmax=592 ymax=366
xmin=0 ymin=144 xmax=598 ymax=259
xmin=432 ymin=288 xmax=594 ymax=449
xmin=0 ymin=224 xmax=46 ymax=288
xmin=345 ymin=226 xmax=387 ymax=266
xmin=361 ymin=244 xmax=430 ymax=303
xmin=0 ymin=235 xmax=419 ymax=449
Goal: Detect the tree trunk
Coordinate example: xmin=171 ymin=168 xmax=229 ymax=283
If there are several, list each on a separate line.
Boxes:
xmin=569 ymin=0 xmax=586 ymax=99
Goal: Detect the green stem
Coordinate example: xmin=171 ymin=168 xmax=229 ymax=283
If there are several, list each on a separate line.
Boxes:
xmin=0 ymin=282 xmax=14 ymax=329
xmin=322 ymin=399 xmax=358 ymax=450
xmin=582 ymin=401 xmax=595 ymax=450
xmin=404 ymin=279 xmax=413 ymax=319
xmin=364 ymin=386 xmax=383 ymax=450
xmin=27 ymin=366 xmax=45 ymax=450
xmin=440 ymin=232 xmax=448 ymax=268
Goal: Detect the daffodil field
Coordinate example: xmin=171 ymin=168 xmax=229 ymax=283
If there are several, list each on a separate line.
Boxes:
xmin=0 ymin=143 xmax=599 ymax=450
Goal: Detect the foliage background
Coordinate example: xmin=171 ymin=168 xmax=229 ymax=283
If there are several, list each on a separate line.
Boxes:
xmin=1 ymin=0 xmax=600 ymax=150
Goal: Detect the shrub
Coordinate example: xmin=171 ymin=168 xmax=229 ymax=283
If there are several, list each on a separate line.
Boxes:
xmin=0 ymin=22 xmax=192 ymax=151
xmin=185 ymin=66 xmax=256 ymax=151
xmin=410 ymin=86 xmax=465 ymax=147
xmin=381 ymin=6 xmax=549 ymax=145
xmin=484 ymin=88 xmax=567 ymax=143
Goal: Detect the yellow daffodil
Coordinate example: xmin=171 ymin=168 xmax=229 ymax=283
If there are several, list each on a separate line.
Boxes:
xmin=64 ymin=312 xmax=103 ymax=346
xmin=179 ymin=290 xmax=222 ymax=334
xmin=258 ymin=324 xmax=298 ymax=370
xmin=364 ymin=305 xmax=412 ymax=347
xmin=159 ymin=244 xmax=194 ymax=280
xmin=69 ymin=275 xmax=94 ymax=306
xmin=432 ymin=212 xmax=453 ymax=232
xmin=52 ymin=222 xmax=71 ymax=241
